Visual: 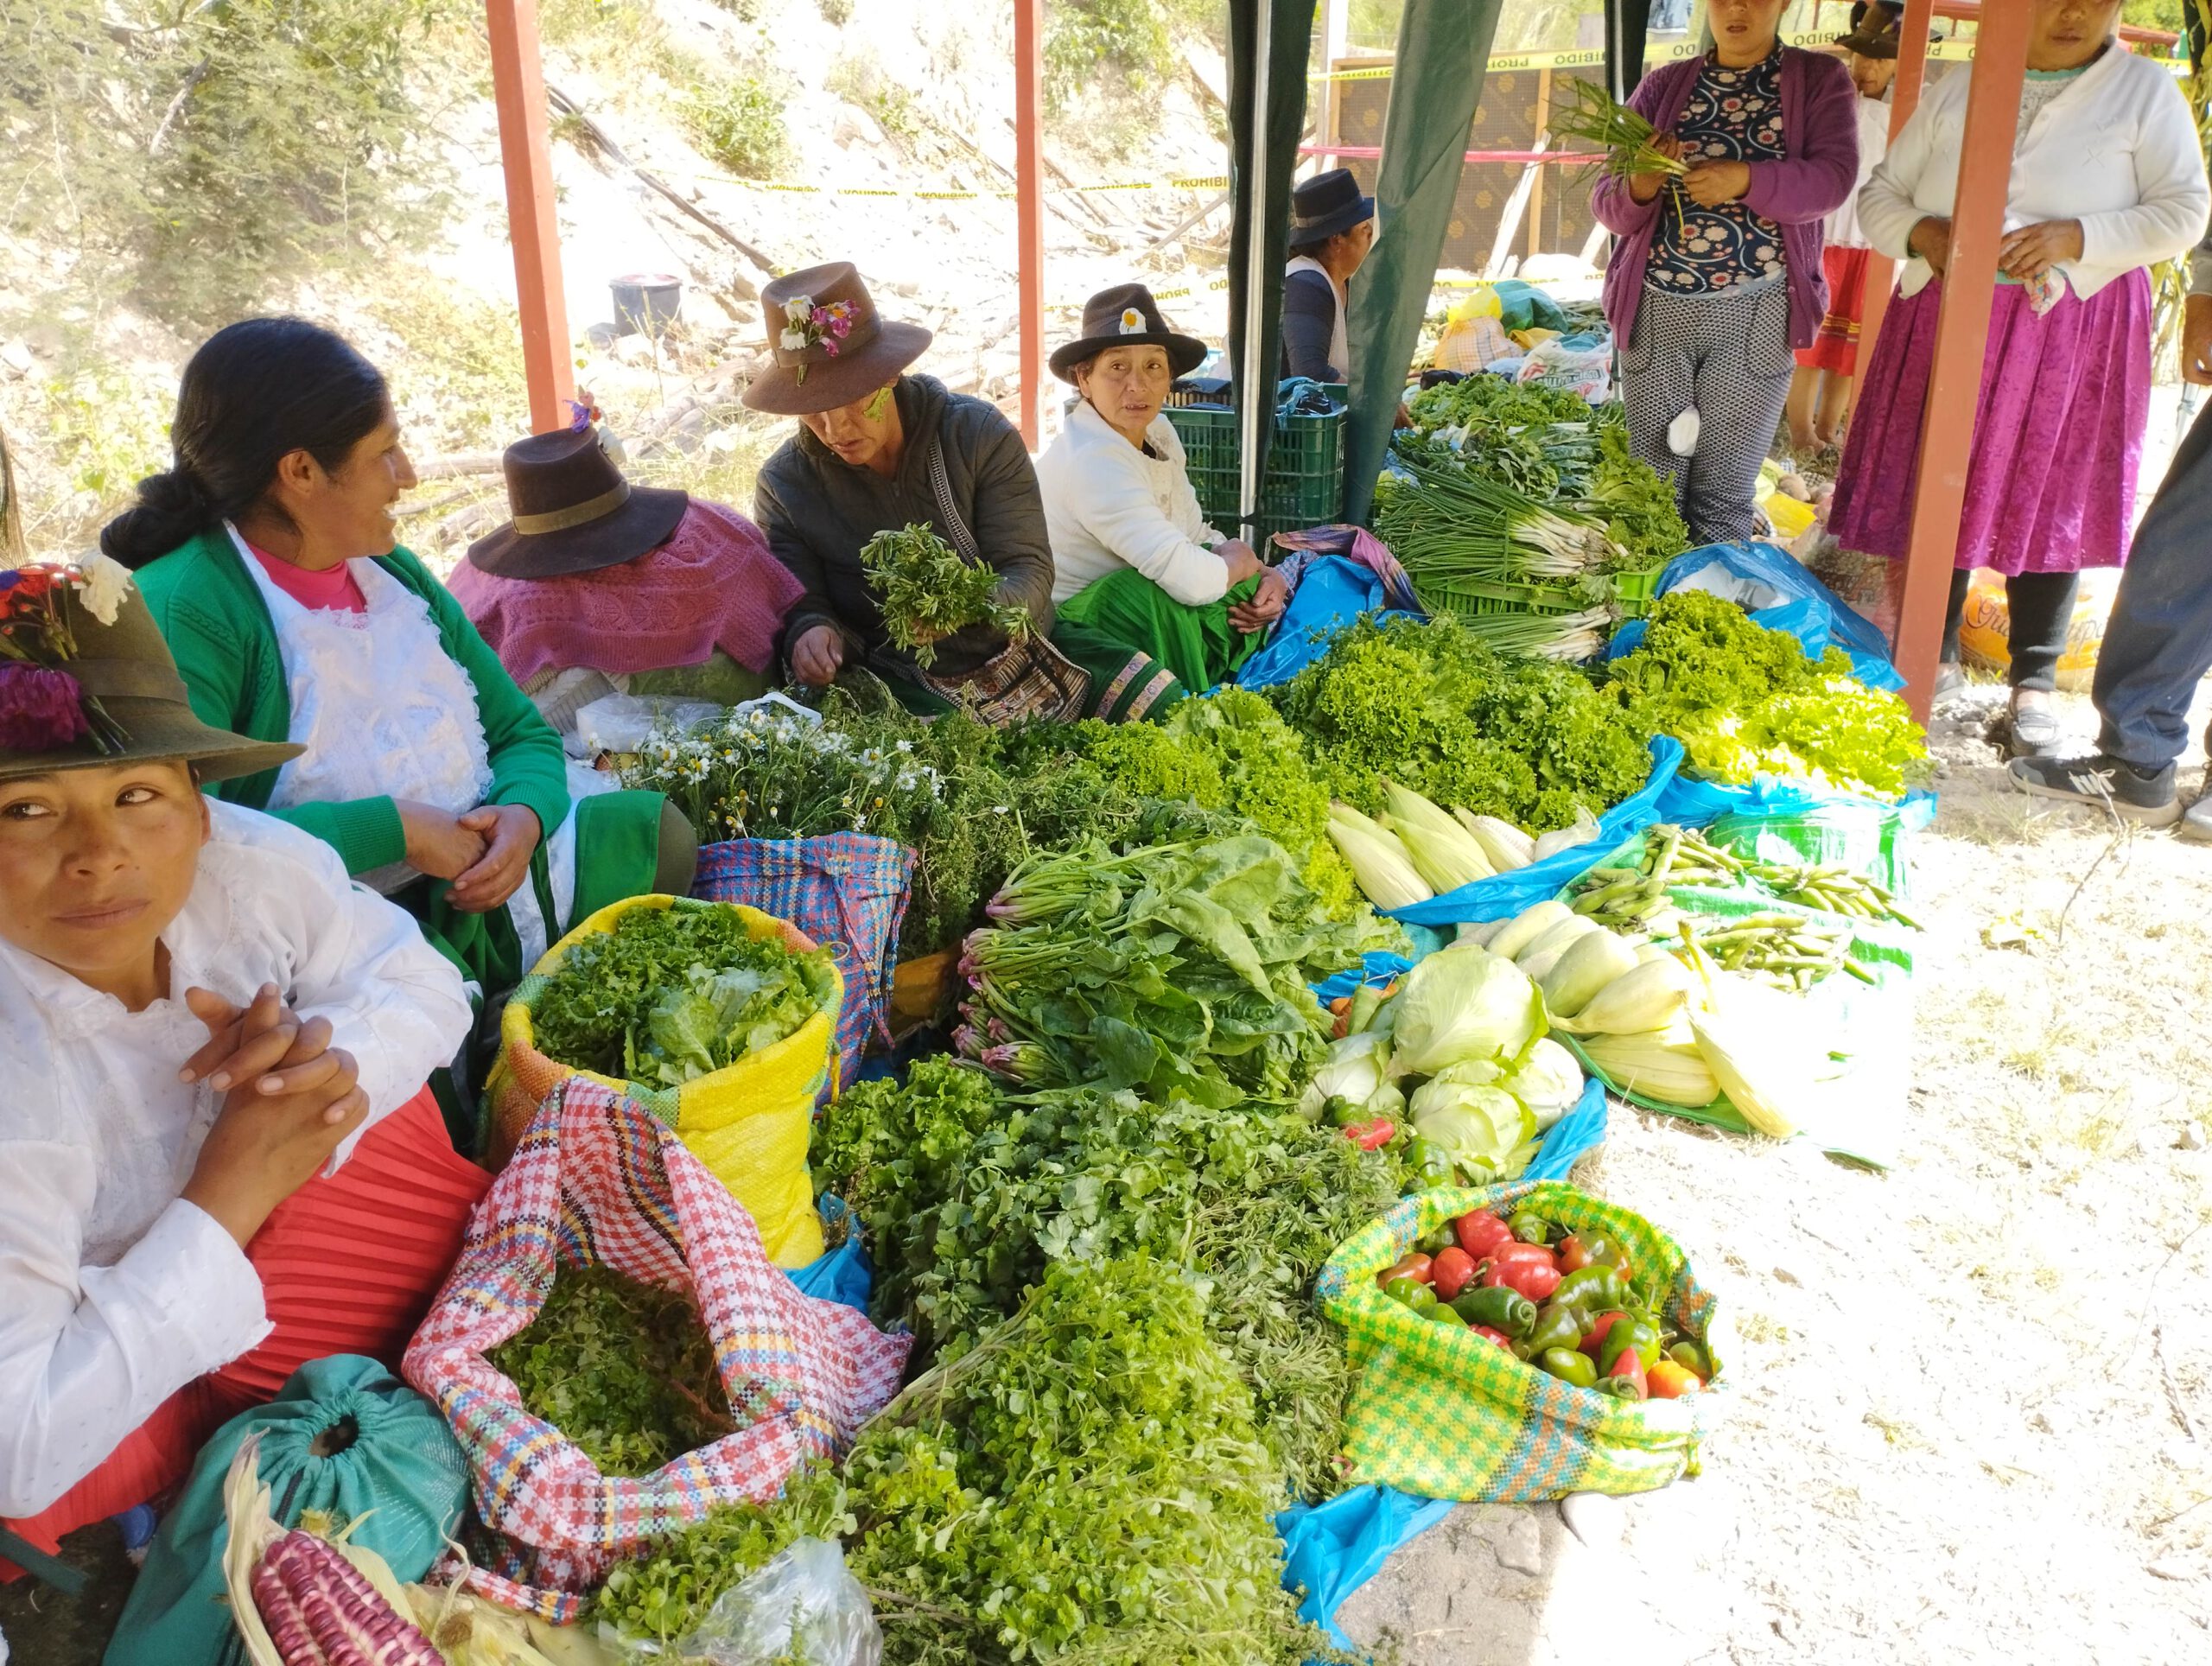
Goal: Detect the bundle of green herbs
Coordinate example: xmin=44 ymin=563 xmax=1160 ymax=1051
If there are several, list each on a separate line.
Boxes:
xmin=955 ymin=833 xmax=1398 ymax=1108
xmin=1606 ymin=591 xmax=1930 ymax=800
xmin=859 ymin=521 xmax=1029 ymax=668
xmin=486 ymin=1265 xmax=732 ymax=1477
xmin=1272 ymin=614 xmax=1652 ymax=832
xmin=1550 ymin=76 xmax=1688 ymax=185
xmin=529 ymin=903 xmax=836 ymax=1087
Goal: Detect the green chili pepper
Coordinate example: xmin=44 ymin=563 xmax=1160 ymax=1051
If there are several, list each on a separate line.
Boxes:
xmin=1518 ymin=1305 xmax=1583 ymax=1362
xmin=1402 ymin=1138 xmax=1459 ymax=1192
xmin=1550 ymin=1266 xmax=1628 ymax=1315
xmin=1669 ymin=1339 xmax=1711 ymax=1378
xmin=1382 ymin=1277 xmax=1436 ymax=1314
xmin=1598 ymin=1315 xmax=1663 ymax=1377
xmin=1450 ymin=1286 xmax=1536 ymax=1339
xmin=1510 ymin=1210 xmax=1552 ymax=1246
xmin=1596 ymin=1373 xmax=1646 ymax=1402
xmin=1538 ymin=1348 xmax=1598 ymax=1389
xmin=1416 ymin=1222 xmax=1455 ymax=1255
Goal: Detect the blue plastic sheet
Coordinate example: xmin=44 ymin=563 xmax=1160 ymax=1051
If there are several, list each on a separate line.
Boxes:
xmin=1384 ymin=737 xmax=1685 ymax=927
xmin=786 ymin=1194 xmax=874 ymax=1313
xmin=1235 ymin=557 xmax=1421 ymax=690
xmin=1607 ymin=540 xmax=1905 ymax=692
xmin=1656 ymin=771 xmax=1939 ymax=832
xmin=1276 ymin=1485 xmax=1456 ymax=1649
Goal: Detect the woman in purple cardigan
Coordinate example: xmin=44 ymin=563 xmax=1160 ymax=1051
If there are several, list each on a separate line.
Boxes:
xmin=1592 ymin=0 xmax=1860 ymax=545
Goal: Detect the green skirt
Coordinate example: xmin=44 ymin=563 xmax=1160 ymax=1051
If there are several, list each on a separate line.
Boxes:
xmin=1050 ymin=569 xmax=1265 ymax=722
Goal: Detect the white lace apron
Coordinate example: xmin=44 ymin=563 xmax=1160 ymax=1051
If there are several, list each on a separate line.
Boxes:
xmin=228 ymin=527 xmax=579 ymax=969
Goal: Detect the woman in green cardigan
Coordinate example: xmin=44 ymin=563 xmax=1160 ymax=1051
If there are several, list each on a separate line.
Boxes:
xmin=104 ymin=319 xmax=694 ymax=1018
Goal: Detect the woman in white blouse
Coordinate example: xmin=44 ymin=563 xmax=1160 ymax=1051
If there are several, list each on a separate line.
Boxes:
xmin=1828 ymin=0 xmax=2209 ymax=756
xmin=0 ymin=576 xmax=478 ymax=1572
xmin=1037 ymin=284 xmax=1290 ymax=723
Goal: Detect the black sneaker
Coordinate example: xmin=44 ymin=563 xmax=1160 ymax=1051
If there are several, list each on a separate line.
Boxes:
xmin=2009 ymin=753 xmax=2180 ymax=825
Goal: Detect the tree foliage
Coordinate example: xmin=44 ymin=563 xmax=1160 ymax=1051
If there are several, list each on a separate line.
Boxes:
xmin=2 ymin=1 xmax=461 ymax=328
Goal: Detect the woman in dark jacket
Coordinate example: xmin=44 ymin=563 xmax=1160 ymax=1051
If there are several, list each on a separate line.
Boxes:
xmin=747 ymin=263 xmax=1058 ymax=715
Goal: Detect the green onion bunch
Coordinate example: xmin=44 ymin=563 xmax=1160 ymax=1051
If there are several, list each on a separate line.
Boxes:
xmin=1549 ymin=78 xmax=1687 ymax=181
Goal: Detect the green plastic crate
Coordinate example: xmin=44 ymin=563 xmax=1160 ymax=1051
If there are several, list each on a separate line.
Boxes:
xmin=1166 ymin=400 xmax=1345 ymax=543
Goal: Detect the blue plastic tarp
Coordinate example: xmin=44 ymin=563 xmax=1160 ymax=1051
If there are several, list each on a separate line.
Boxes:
xmin=1276 ymin=1485 xmax=1456 ymax=1649
xmin=1236 ymin=558 xmax=1421 ymax=690
xmin=1383 ymin=737 xmax=1685 ymax=927
xmin=1656 ymin=771 xmax=1939 ymax=831
xmin=1608 ymin=540 xmax=1905 ymax=692
xmin=787 ymin=1194 xmax=874 ymax=1313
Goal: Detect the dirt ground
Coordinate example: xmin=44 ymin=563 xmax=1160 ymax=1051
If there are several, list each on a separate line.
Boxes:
xmin=1344 ymin=684 xmax=2212 ymax=1665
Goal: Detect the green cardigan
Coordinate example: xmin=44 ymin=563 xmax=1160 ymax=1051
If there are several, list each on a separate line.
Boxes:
xmin=137 ymin=527 xmax=570 ymax=876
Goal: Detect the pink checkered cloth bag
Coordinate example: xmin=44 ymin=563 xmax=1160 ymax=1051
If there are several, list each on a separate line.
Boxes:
xmin=403 ymin=1076 xmax=911 ymax=1618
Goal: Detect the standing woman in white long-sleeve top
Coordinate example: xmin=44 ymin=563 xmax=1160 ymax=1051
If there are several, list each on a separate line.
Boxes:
xmin=0 ymin=562 xmax=480 ymax=1578
xmin=1828 ymin=0 xmax=2209 ymax=757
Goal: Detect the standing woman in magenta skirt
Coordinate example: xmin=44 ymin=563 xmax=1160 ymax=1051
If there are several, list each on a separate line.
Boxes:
xmin=1830 ymin=0 xmax=2208 ymax=756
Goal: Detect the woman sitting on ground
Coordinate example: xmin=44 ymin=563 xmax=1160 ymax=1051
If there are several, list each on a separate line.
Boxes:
xmin=1827 ymin=0 xmax=2209 ymax=756
xmin=747 ymin=263 xmax=1059 ymax=715
xmin=448 ymin=416 xmax=802 ymax=747
xmin=0 ymin=570 xmax=481 ymax=1574
xmin=103 ymin=318 xmax=696 ymax=1027
xmin=1034 ymin=285 xmax=1289 ymax=722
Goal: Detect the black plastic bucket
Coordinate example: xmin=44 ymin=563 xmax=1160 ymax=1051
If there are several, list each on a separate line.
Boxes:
xmin=611 ymin=273 xmax=683 ymax=336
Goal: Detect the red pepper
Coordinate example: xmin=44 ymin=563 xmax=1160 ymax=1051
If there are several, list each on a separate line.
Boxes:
xmin=1479 ymin=1250 xmax=1561 ymax=1302
xmin=1429 ymin=1246 xmax=1478 ymax=1302
xmin=1377 ymin=1252 xmax=1433 ymax=1288
xmin=1579 ymin=1311 xmax=1628 ymax=1360
xmin=1645 ymin=1359 xmax=1701 ymax=1399
xmin=1454 ymin=1211 xmax=1515 ymax=1261
xmin=1470 ymin=1325 xmax=1516 ymax=1351
xmin=1554 ymin=1235 xmax=1592 ymax=1275
xmin=1602 ymin=1349 xmax=1647 ymax=1401
xmin=1344 ymin=1117 xmax=1396 ymax=1150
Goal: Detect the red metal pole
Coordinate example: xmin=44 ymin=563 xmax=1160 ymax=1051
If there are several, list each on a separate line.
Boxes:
xmin=1014 ymin=0 xmax=1046 ymax=450
xmin=1850 ymin=0 xmax=1939 ymax=419
xmin=486 ymin=0 xmax=574 ymax=436
xmin=1891 ymin=0 xmax=2031 ymax=722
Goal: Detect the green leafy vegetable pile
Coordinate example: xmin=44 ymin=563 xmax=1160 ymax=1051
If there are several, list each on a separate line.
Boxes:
xmin=1606 ymin=592 xmax=1931 ymax=801
xmin=859 ymin=521 xmax=1029 ymax=668
xmin=1272 ymin=614 xmax=1651 ymax=832
xmin=956 ymin=833 xmax=1397 ymax=1108
xmin=486 ymin=1265 xmax=732 ymax=1477
xmin=528 ymin=902 xmax=836 ymax=1087
xmin=839 ymin=1255 xmax=1351 ymax=1666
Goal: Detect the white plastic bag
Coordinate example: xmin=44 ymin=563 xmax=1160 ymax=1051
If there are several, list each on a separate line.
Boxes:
xmin=674 ymin=1540 xmax=880 ymax=1666
xmin=575 ymin=693 xmax=727 ymax=755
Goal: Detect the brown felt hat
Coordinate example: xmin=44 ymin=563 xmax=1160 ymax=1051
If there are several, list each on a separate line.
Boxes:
xmin=740 ymin=262 xmax=934 ymax=416
xmin=1835 ymin=2 xmax=1904 ymax=58
xmin=465 ymin=426 xmax=689 ymax=580
xmin=0 ymin=573 xmax=301 ymax=785
xmin=1049 ymin=283 xmax=1210 ymax=383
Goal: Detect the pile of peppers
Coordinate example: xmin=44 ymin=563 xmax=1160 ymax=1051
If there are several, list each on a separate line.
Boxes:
xmin=1376 ymin=1206 xmax=1710 ymax=1402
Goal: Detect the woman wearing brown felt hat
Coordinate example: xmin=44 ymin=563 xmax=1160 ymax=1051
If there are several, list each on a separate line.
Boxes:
xmin=745 ymin=262 xmax=1067 ymax=718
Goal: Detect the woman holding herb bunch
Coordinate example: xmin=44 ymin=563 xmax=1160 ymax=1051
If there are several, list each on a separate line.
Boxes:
xmin=1828 ymin=0 xmax=2208 ymax=757
xmin=1589 ymin=0 xmax=1860 ymax=546
xmin=1034 ymin=284 xmax=1289 ymax=722
xmin=104 ymin=319 xmax=694 ymax=1053
xmin=747 ymin=263 xmax=1063 ymax=719
xmin=0 ymin=563 xmax=481 ymax=1577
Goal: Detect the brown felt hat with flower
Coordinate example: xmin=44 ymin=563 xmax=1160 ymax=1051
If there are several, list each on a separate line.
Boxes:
xmin=741 ymin=261 xmax=935 ymax=416
xmin=0 ymin=564 xmax=301 ymax=784
xmin=1050 ymin=284 xmax=1210 ymax=383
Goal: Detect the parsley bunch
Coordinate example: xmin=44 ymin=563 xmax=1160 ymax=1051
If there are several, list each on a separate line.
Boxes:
xmin=486 ymin=1265 xmax=732 ymax=1478
xmin=1607 ymin=592 xmax=1931 ymax=800
xmin=859 ymin=522 xmax=1030 ymax=668
xmin=1272 ymin=614 xmax=1651 ymax=832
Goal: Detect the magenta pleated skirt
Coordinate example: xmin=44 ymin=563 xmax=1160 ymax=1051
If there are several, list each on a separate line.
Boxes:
xmin=1827 ymin=269 xmax=2152 ymax=575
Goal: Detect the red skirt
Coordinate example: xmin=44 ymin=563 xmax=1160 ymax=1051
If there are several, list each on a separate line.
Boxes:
xmin=0 ymin=1087 xmax=487 ymax=1574
xmin=1796 ymin=245 xmax=1872 ymax=375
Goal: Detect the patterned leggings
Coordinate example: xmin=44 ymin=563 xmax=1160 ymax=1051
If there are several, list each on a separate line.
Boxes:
xmin=1620 ymin=283 xmax=1796 ymax=547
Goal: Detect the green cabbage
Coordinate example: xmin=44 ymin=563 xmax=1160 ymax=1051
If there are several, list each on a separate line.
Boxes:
xmin=1388 ymin=945 xmax=1546 ymax=1075
xmin=1412 ymin=1085 xmax=1538 ymax=1183
xmin=1502 ymin=1037 xmax=1586 ymax=1130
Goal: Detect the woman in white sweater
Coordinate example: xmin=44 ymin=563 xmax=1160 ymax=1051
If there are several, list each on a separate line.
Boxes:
xmin=1037 ymin=285 xmax=1289 ymax=722
xmin=1828 ymin=0 xmax=2209 ymax=755
xmin=0 ymin=576 xmax=480 ymax=1574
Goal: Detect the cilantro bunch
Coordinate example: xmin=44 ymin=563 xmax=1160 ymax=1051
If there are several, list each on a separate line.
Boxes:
xmin=1606 ymin=592 xmax=1931 ymax=801
xmin=486 ymin=1265 xmax=732 ymax=1478
xmin=529 ymin=903 xmax=836 ymax=1087
xmin=1271 ymin=614 xmax=1651 ymax=832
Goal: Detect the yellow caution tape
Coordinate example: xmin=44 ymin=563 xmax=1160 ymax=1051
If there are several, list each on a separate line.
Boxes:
xmin=1310 ymin=30 xmax=2173 ymax=78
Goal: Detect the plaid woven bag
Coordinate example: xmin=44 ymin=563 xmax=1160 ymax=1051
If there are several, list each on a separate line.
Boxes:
xmin=1317 ymin=1180 xmax=1726 ymax=1503
xmin=403 ymin=1077 xmax=912 ymax=1619
xmin=691 ymin=833 xmax=914 ymax=1084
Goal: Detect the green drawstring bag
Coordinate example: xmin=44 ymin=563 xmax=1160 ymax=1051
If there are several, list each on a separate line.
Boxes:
xmin=104 ymin=1356 xmax=469 ymax=1666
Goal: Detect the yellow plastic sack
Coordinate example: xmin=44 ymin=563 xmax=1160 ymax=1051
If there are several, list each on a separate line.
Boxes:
xmin=486 ymin=895 xmax=839 ymax=1267
xmin=1957 ymin=568 xmax=2118 ymax=692
xmin=1761 ymin=492 xmax=1818 ymax=541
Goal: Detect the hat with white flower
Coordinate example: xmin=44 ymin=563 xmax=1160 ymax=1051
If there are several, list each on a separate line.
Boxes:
xmin=741 ymin=261 xmax=935 ymax=417
xmin=0 ymin=555 xmax=301 ymax=783
xmin=1049 ymin=283 xmax=1209 ymax=382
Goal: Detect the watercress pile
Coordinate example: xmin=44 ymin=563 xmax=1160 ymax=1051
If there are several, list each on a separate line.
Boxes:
xmin=528 ymin=903 xmax=836 ymax=1087
xmin=1607 ymin=592 xmax=1930 ymax=801
xmin=1271 ymin=614 xmax=1651 ymax=832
